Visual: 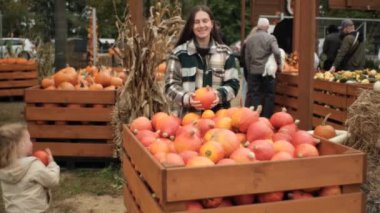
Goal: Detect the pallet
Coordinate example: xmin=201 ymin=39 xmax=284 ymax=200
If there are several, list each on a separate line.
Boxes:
xmin=25 ymin=86 xmax=117 ymax=158
xmin=275 ymin=73 xmax=372 ymax=130
xmin=0 ymin=63 xmax=38 ymax=97
xmin=121 ymin=125 xmax=366 ymax=212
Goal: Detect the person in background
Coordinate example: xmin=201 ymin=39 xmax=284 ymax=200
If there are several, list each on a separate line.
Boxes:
xmin=165 ymin=5 xmax=240 ymax=116
xmin=0 ymin=123 xmax=60 ymax=213
xmin=244 ymin=18 xmax=282 ymax=118
xmin=329 ymin=19 xmax=365 ymax=72
xmin=321 ymin=24 xmax=341 ymax=70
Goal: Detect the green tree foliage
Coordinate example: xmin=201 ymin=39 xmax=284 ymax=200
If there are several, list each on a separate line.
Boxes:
xmin=0 ymin=0 xmax=31 ymax=37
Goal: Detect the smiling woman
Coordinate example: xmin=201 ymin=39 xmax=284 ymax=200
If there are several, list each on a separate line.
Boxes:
xmin=165 ymin=5 xmax=240 ymax=117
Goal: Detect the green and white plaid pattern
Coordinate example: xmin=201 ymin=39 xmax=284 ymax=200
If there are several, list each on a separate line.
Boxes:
xmin=165 ymin=39 xmax=240 ymax=116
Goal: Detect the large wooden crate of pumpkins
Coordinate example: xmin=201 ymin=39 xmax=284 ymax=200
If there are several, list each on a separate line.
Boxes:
xmin=275 ymin=73 xmax=372 ymax=130
xmin=24 ymin=86 xmax=116 ymax=158
xmin=121 ymin=124 xmax=366 ymax=213
xmin=0 ymin=60 xmax=38 ymax=97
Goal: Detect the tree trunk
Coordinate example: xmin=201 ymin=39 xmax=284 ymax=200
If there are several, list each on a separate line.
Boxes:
xmin=54 ymin=0 xmax=67 ymax=71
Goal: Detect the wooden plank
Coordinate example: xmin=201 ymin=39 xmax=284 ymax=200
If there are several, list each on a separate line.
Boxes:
xmin=277 ymin=73 xmax=299 ymax=85
xmin=0 ymin=88 xmax=24 ymax=96
xmin=33 ymin=142 xmax=114 ymax=157
xmin=318 ymin=138 xmax=360 ymax=155
xmin=0 ymin=70 xmax=38 ymax=79
xmin=175 ymin=192 xmax=364 ymax=213
xmin=122 ymin=152 xmax=163 ymax=213
xmin=314 ymin=80 xmax=347 ymax=94
xmin=274 ymin=95 xmax=298 ymax=109
xmin=24 ymin=87 xmax=116 ymax=104
xmin=312 ymin=92 xmax=347 ymax=108
xmin=28 ymin=124 xmax=113 ymax=139
xmin=276 ymin=84 xmax=298 ymax=97
xmin=122 ymin=125 xmax=164 ymax=201
xmin=312 ymin=104 xmax=347 ymax=122
xmin=123 ymin=185 xmax=140 ymax=213
xmin=329 ymin=0 xmax=380 ymax=10
xmin=165 ymin=152 xmax=364 ymax=201
xmin=0 ymin=79 xmax=38 ymax=88
xmin=346 ymin=84 xmax=372 ymax=96
xmin=0 ymin=63 xmax=37 ymax=71
xmin=25 ymin=107 xmax=113 ymax=122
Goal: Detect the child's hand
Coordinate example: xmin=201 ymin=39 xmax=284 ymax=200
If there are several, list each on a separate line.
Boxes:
xmin=45 ymin=148 xmax=54 ymax=163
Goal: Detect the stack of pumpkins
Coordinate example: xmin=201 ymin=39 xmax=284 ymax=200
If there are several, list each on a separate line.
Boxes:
xmin=40 ymin=66 xmax=125 ymax=90
xmin=128 ymin=87 xmax=342 ymax=209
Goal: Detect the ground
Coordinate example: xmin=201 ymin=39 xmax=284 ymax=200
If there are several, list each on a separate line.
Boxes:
xmin=0 ymin=99 xmax=124 ymax=213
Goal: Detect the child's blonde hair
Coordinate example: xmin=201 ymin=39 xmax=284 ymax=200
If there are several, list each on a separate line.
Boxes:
xmin=0 ymin=123 xmax=27 ymax=168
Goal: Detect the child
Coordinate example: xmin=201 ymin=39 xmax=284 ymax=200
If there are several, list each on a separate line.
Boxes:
xmin=0 ymin=123 xmax=60 ymax=213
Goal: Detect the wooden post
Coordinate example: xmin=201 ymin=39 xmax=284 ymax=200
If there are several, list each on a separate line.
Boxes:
xmin=250 ymin=0 xmax=256 ymax=27
xmin=295 ymin=0 xmax=316 ymax=130
xmin=241 ymin=0 xmax=246 ymax=43
xmin=128 ymin=0 xmax=144 ymax=34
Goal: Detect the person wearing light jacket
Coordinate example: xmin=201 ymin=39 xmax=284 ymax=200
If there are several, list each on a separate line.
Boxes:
xmin=244 ymin=18 xmax=282 ymax=118
xmin=0 ymin=123 xmax=60 ymax=213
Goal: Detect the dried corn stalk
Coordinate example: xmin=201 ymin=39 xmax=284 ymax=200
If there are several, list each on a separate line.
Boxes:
xmin=36 ymin=42 xmax=54 ymax=79
xmin=112 ymin=0 xmax=184 ymax=151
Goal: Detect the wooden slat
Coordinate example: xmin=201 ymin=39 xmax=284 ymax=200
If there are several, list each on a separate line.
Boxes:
xmin=0 ymin=70 xmax=38 ymax=80
xmin=33 ymin=142 xmax=114 ymax=157
xmin=122 ymin=152 xmax=164 ymax=213
xmin=165 ymin=150 xmax=364 ymax=201
xmin=123 ymin=185 xmax=140 ymax=213
xmin=24 ymin=86 xmax=116 ymax=104
xmin=276 ymin=84 xmax=298 ymax=97
xmin=0 ymin=88 xmax=24 ymax=96
xmin=122 ymin=125 xmax=164 ymax=201
xmin=0 ymin=79 xmax=38 ymax=88
xmin=277 ymin=73 xmax=299 ymax=85
xmin=25 ymin=107 xmax=113 ymax=122
xmin=312 ymin=117 xmax=345 ymax=130
xmin=274 ymin=95 xmax=298 ymax=109
xmin=176 ymin=192 xmax=364 ymax=213
xmin=312 ymin=104 xmax=347 ymax=122
xmin=28 ymin=124 xmax=113 ymax=139
xmin=314 ymin=80 xmax=347 ymax=94
xmin=312 ymin=92 xmax=347 ymax=108
xmin=0 ymin=63 xmax=37 ymax=71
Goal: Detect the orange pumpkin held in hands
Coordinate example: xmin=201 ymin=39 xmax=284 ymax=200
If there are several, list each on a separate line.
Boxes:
xmin=33 ymin=150 xmax=49 ymax=166
xmin=193 ymin=86 xmax=217 ymax=110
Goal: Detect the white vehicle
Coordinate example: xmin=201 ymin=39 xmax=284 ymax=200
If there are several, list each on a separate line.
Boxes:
xmin=0 ymin=38 xmax=36 ymax=59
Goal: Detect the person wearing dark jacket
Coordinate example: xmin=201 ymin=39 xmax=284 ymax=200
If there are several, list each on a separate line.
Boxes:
xmin=330 ymin=19 xmax=365 ymax=71
xmin=322 ymin=25 xmax=341 ymax=70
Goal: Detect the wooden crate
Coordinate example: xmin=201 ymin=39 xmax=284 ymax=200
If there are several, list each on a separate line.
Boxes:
xmin=275 ymin=73 xmax=299 ymax=117
xmin=122 ymin=125 xmax=366 ymax=213
xmin=24 ymin=86 xmax=116 ymax=158
xmin=275 ymin=73 xmax=372 ymax=130
xmin=0 ymin=63 xmax=38 ymax=97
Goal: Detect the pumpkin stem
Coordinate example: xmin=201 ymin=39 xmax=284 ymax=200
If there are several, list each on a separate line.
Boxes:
xmin=294 ymin=119 xmax=300 ymax=126
xmin=322 ymin=113 xmax=331 ymax=126
xmin=281 ymin=107 xmax=288 ymax=112
xmin=255 ymin=105 xmax=263 ymax=114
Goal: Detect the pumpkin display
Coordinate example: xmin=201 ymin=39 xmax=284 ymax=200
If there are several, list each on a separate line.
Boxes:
xmin=313 ymin=113 xmax=336 ymax=139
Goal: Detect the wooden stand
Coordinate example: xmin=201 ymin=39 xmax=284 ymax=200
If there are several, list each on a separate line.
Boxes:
xmin=122 ymin=125 xmax=366 ymax=212
xmin=24 ymin=86 xmax=116 ymax=158
xmin=275 ymin=73 xmax=372 ymax=129
xmin=0 ymin=63 xmax=38 ymax=97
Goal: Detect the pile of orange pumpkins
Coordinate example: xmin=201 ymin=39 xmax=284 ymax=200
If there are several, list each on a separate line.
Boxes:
xmin=40 ymin=65 xmax=126 ymax=90
xmin=0 ymin=57 xmax=36 ymax=65
xmin=129 ymin=93 xmax=341 ymax=209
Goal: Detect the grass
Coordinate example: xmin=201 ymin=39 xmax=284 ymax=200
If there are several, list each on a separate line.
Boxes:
xmin=1 ymin=165 xmax=123 ymax=212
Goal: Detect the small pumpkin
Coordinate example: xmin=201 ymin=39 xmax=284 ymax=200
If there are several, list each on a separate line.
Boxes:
xmin=314 ymin=113 xmax=336 ymax=139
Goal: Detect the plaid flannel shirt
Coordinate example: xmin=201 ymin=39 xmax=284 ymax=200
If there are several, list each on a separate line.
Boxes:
xmin=164 ymin=39 xmax=240 ymax=117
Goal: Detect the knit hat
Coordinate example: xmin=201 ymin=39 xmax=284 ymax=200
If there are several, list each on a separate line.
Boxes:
xmin=340 ymin=19 xmax=354 ymax=29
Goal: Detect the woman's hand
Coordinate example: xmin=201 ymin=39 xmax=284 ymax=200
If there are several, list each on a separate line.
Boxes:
xmin=209 ymin=89 xmax=220 ymax=109
xmin=190 ymin=93 xmax=204 ymax=110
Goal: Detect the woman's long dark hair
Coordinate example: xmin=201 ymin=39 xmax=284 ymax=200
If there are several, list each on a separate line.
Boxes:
xmin=175 ymin=5 xmax=223 ymax=47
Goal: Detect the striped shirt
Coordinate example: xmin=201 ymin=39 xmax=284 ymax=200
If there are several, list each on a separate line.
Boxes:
xmin=165 ymin=39 xmax=240 ymax=116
